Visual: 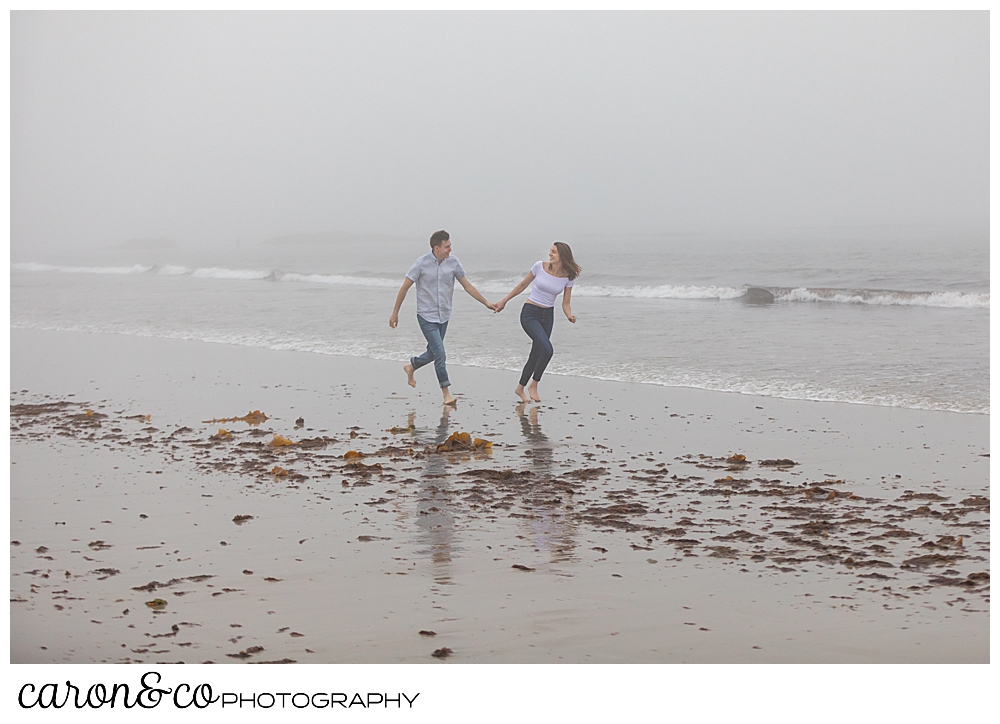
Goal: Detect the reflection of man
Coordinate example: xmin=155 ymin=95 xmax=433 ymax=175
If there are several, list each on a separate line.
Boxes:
xmin=415 ymin=406 xmax=456 ymax=587
xmin=389 ymin=230 xmax=495 ymax=405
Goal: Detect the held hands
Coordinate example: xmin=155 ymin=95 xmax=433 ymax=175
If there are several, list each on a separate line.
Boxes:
xmin=493 ymin=300 xmax=507 ymax=314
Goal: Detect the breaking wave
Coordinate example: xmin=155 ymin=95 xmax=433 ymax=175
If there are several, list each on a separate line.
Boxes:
xmin=768 ymin=287 xmax=989 ymax=309
xmin=12 ymin=262 xmax=153 ymax=275
xmin=12 ymin=262 xmax=987 ymax=308
xmin=573 ymin=284 xmax=748 ymax=300
xmin=190 ymin=267 xmax=274 ymax=280
xmin=572 ymin=284 xmax=988 ymax=308
xmin=279 ymin=272 xmax=398 ymax=287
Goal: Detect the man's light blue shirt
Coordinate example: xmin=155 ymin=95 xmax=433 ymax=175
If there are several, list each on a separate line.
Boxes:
xmin=406 ymin=252 xmax=466 ymax=324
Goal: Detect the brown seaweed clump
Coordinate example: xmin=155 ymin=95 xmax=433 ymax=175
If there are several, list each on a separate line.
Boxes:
xmin=203 ymin=410 xmax=269 ymax=426
xmin=436 ymin=432 xmax=492 ymax=453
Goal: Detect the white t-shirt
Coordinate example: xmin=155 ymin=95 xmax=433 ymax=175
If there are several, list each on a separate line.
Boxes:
xmin=527 ymin=261 xmax=574 ymax=308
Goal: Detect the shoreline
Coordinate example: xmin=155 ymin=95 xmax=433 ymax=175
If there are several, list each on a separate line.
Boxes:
xmin=10 ymin=320 xmax=988 ymax=416
xmin=10 ymin=328 xmax=990 ymax=663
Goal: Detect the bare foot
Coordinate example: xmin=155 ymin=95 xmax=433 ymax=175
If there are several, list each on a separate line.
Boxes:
xmin=403 ymin=363 xmax=416 ymax=388
xmin=515 ymin=384 xmax=531 ymax=403
xmin=527 ymin=381 xmax=541 ymax=402
xmin=443 ymin=395 xmax=458 ymax=406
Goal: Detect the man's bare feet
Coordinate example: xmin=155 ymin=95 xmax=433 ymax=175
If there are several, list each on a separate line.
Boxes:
xmin=403 ymin=363 xmax=416 ymax=388
xmin=527 ymin=381 xmax=541 ymax=402
xmin=515 ymin=384 xmax=531 ymax=403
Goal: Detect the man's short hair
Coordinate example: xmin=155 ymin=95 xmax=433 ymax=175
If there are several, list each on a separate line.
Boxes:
xmin=430 ymin=230 xmax=450 ymax=248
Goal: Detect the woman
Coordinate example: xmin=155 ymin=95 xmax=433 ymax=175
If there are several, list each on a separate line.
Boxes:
xmin=495 ymin=242 xmax=580 ymax=403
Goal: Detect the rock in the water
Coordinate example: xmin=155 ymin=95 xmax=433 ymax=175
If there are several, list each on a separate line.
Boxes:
xmin=743 ymin=287 xmax=775 ymax=304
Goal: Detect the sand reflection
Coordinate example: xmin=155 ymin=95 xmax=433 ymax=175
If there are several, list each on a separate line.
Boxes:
xmin=516 ymin=402 xmax=578 ymax=564
xmin=413 ymin=406 xmax=456 ymax=591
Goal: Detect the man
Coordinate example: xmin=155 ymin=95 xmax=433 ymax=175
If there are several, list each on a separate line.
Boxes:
xmin=389 ymin=230 xmax=495 ymax=405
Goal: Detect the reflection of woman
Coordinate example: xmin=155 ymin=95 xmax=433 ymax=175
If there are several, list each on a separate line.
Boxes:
xmin=515 ymin=402 xmax=576 ymax=563
xmin=495 ymin=242 xmax=581 ymax=403
xmin=516 ymin=401 xmax=552 ymax=473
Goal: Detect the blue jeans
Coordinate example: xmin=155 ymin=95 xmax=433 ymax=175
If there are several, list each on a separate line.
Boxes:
xmin=412 ymin=315 xmax=450 ymax=388
xmin=519 ymin=303 xmax=554 ymax=386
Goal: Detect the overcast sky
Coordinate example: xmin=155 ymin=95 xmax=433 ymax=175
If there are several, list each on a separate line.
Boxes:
xmin=11 ymin=11 xmax=988 ymax=254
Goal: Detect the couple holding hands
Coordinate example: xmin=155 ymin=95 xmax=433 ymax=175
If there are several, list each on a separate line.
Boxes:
xmin=389 ymin=230 xmax=580 ymax=405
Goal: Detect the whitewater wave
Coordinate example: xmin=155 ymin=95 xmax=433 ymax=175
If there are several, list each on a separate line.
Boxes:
xmin=576 ymin=283 xmax=988 ymax=308
xmin=769 ymin=287 xmax=989 ymax=309
xmin=279 ymin=272 xmax=399 ymax=287
xmin=12 ymin=262 xmax=153 ymax=275
xmin=573 ymin=284 xmax=748 ymax=300
xmin=12 ymin=261 xmax=988 ymax=308
xmin=157 ymin=265 xmax=191 ymax=276
xmin=191 ymin=267 xmax=274 ymax=281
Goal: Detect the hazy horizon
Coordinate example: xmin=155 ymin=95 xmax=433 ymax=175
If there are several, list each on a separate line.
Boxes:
xmin=11 ymin=11 xmax=989 ymax=259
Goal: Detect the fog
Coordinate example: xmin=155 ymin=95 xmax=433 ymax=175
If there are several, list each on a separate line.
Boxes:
xmin=11 ymin=11 xmax=988 ymax=258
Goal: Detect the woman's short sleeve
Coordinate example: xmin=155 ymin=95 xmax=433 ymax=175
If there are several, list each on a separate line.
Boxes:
xmin=566 ymin=278 xmax=574 ymax=287
xmin=530 ymin=260 xmax=543 ymax=276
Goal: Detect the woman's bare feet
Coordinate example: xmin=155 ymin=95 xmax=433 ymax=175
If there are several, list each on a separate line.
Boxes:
xmin=527 ymin=381 xmax=541 ymax=402
xmin=403 ymin=363 xmax=416 ymax=388
xmin=442 ymin=386 xmax=457 ymax=405
xmin=515 ymin=384 xmax=531 ymax=403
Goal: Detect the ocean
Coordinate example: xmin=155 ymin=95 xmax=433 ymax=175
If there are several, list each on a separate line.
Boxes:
xmin=10 ymin=233 xmax=989 ymax=415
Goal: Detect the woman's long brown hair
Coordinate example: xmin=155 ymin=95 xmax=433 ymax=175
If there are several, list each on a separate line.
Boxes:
xmin=553 ymin=241 xmax=581 ymax=280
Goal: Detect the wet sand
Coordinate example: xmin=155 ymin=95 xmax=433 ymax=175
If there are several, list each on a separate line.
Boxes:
xmin=10 ymin=328 xmax=989 ymax=663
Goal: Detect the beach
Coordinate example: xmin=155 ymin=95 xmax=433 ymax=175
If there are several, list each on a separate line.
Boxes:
xmin=10 ymin=327 xmax=989 ymax=664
